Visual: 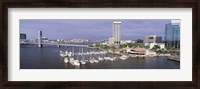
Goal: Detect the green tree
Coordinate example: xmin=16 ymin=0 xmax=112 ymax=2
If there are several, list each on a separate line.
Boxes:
xmin=151 ymin=45 xmax=160 ymax=51
xmin=136 ymin=39 xmax=143 ymax=43
xmin=119 ymin=44 xmax=127 ymax=48
xmin=127 ymin=43 xmax=140 ymax=48
xmin=110 ymin=46 xmax=116 ymax=51
xmin=144 ymin=45 xmax=150 ymax=49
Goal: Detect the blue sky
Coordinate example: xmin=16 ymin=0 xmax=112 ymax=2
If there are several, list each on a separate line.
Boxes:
xmin=20 ymin=19 xmax=171 ymax=40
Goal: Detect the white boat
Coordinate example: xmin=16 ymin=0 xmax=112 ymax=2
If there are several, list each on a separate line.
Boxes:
xmin=59 ymin=51 xmax=66 ymax=57
xmin=113 ymin=57 xmax=117 ymax=60
xmin=69 ymin=57 xmax=75 ymax=64
xmin=104 ymin=57 xmax=110 ymax=60
xmin=89 ymin=59 xmax=95 ymax=64
xmin=59 ymin=53 xmax=66 ymax=57
xmin=94 ymin=59 xmax=99 ymax=63
xmin=73 ymin=60 xmax=80 ymax=66
xmin=64 ymin=57 xmax=69 ymax=63
xmin=98 ymin=57 xmax=104 ymax=61
xmin=120 ymin=55 xmax=128 ymax=60
xmin=80 ymin=60 xmax=86 ymax=64
xmin=109 ymin=57 xmax=115 ymax=61
xmin=80 ymin=47 xmax=86 ymax=65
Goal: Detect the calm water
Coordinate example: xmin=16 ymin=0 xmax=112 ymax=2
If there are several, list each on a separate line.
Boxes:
xmin=20 ymin=44 xmax=180 ymax=69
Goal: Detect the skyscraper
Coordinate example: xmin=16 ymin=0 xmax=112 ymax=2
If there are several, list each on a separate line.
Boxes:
xmin=165 ymin=20 xmax=180 ymax=48
xmin=38 ymin=31 xmax=43 ymax=47
xmin=113 ymin=22 xmax=121 ymax=45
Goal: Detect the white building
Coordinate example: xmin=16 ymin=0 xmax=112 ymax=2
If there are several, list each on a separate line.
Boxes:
xmin=108 ymin=37 xmax=115 ymax=45
xmin=144 ymin=35 xmax=165 ymax=49
xmin=148 ymin=43 xmax=165 ymax=49
xmin=128 ymin=47 xmax=157 ymax=57
xmin=113 ymin=22 xmax=121 ymax=45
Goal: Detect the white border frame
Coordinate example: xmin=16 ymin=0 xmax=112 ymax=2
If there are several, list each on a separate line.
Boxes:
xmin=8 ymin=8 xmax=192 ymax=81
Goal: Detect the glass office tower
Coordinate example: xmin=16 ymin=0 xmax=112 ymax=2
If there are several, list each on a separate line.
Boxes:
xmin=165 ymin=20 xmax=180 ymax=48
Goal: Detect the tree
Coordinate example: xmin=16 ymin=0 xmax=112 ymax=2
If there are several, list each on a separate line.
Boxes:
xmin=151 ymin=45 xmax=161 ymax=51
xmin=136 ymin=39 xmax=143 ymax=43
xmin=127 ymin=43 xmax=140 ymax=48
xmin=110 ymin=46 xmax=116 ymax=51
xmin=119 ymin=44 xmax=127 ymax=48
xmin=144 ymin=45 xmax=150 ymax=49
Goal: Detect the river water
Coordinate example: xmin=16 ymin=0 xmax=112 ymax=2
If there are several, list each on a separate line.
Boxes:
xmin=20 ymin=44 xmax=180 ymax=69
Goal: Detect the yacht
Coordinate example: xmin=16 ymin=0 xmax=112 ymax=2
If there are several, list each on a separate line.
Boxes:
xmin=69 ymin=57 xmax=75 ymax=64
xmin=80 ymin=60 xmax=86 ymax=64
xmin=104 ymin=57 xmax=111 ymax=60
xmin=64 ymin=57 xmax=68 ymax=63
xmin=89 ymin=59 xmax=95 ymax=64
xmin=98 ymin=57 xmax=104 ymax=61
xmin=73 ymin=60 xmax=80 ymax=66
xmin=59 ymin=51 xmax=66 ymax=57
xmin=109 ymin=57 xmax=115 ymax=61
xmin=94 ymin=59 xmax=99 ymax=63
xmin=120 ymin=55 xmax=129 ymax=60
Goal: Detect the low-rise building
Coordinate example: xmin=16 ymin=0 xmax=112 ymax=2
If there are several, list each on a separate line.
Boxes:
xmin=108 ymin=37 xmax=115 ymax=45
xmin=128 ymin=47 xmax=157 ymax=57
xmin=145 ymin=43 xmax=165 ymax=49
xmin=144 ymin=35 xmax=165 ymax=49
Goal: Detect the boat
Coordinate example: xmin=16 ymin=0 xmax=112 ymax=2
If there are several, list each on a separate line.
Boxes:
xmin=73 ymin=60 xmax=80 ymax=66
xmin=80 ymin=47 xmax=86 ymax=65
xmin=64 ymin=57 xmax=68 ymax=63
xmin=104 ymin=57 xmax=110 ymax=60
xmin=109 ymin=57 xmax=116 ymax=61
xmin=98 ymin=57 xmax=104 ymax=61
xmin=89 ymin=59 xmax=95 ymax=64
xmin=59 ymin=51 xmax=66 ymax=57
xmin=94 ymin=59 xmax=99 ymax=63
xmin=120 ymin=55 xmax=129 ymax=60
xmin=80 ymin=60 xmax=86 ymax=64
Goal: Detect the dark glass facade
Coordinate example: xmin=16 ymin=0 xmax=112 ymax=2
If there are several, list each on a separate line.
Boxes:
xmin=165 ymin=23 xmax=180 ymax=48
xmin=20 ymin=34 xmax=26 ymax=40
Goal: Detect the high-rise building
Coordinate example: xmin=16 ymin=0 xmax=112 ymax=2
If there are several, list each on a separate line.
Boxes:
xmin=20 ymin=33 xmax=26 ymax=43
xmin=165 ymin=20 xmax=180 ymax=48
xmin=144 ymin=35 xmax=162 ymax=43
xmin=20 ymin=33 xmax=26 ymax=40
xmin=113 ymin=22 xmax=121 ymax=45
xmin=38 ymin=31 xmax=43 ymax=47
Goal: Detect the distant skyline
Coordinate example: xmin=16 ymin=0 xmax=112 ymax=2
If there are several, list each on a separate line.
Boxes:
xmin=20 ymin=19 xmax=171 ymax=40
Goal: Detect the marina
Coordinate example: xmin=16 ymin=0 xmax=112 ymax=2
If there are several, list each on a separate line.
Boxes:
xmin=20 ymin=20 xmax=181 ymax=69
xmin=20 ymin=44 xmax=180 ymax=69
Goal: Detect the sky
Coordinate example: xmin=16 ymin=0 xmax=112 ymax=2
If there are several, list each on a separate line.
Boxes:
xmin=20 ymin=19 xmax=171 ymax=40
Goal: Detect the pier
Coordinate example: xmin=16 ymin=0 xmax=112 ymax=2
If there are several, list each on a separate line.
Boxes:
xmin=167 ymin=55 xmax=180 ymax=62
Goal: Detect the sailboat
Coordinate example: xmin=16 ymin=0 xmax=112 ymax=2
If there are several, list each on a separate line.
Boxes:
xmin=59 ymin=51 xmax=66 ymax=57
xmin=80 ymin=47 xmax=86 ymax=65
xmin=64 ymin=57 xmax=69 ymax=63
xmin=89 ymin=51 xmax=95 ymax=64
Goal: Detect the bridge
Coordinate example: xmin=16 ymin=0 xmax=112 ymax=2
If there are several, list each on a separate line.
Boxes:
xmin=21 ymin=42 xmax=89 ymax=47
xmin=22 ymin=30 xmax=89 ymax=48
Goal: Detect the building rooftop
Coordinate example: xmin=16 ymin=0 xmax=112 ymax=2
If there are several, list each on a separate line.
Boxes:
xmin=131 ymin=47 xmax=147 ymax=52
xmin=113 ymin=22 xmax=122 ymax=23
